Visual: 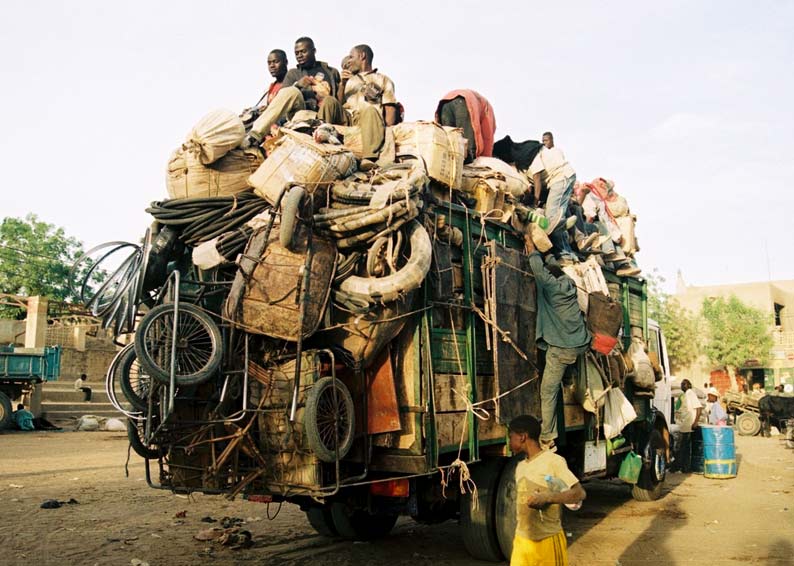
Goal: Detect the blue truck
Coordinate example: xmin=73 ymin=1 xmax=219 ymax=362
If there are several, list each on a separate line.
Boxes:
xmin=0 ymin=345 xmax=61 ymax=429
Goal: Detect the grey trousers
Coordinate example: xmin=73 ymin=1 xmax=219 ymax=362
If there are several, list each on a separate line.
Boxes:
xmin=540 ymin=345 xmax=579 ymax=442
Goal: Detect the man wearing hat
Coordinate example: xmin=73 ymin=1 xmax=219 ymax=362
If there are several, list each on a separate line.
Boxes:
xmin=707 ymin=387 xmax=728 ymax=426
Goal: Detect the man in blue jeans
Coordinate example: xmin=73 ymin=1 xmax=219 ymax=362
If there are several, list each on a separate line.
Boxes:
xmin=528 ymin=251 xmax=590 ymax=450
xmin=529 ymin=132 xmax=577 ymax=264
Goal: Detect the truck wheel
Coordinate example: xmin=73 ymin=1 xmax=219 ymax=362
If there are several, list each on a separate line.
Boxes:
xmin=306 ymin=504 xmax=338 ymax=537
xmin=632 ymin=429 xmax=666 ymax=502
xmin=460 ymin=457 xmax=506 ymax=562
xmin=495 ymin=455 xmax=522 ymax=560
xmin=0 ymin=391 xmax=13 ymax=430
xmin=330 ymin=501 xmax=398 ymax=540
xmin=134 ymin=303 xmax=222 ymax=387
xmin=736 ymin=412 xmax=761 ymax=436
xmin=304 ymin=377 xmax=355 ymax=463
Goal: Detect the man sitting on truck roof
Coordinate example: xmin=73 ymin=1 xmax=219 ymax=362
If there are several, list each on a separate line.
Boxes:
xmin=528 ymin=251 xmax=591 ymax=451
xmin=245 ymin=37 xmax=341 ymax=145
xmin=508 ymin=415 xmax=586 ymax=566
xmin=333 ymin=44 xmax=399 ymax=160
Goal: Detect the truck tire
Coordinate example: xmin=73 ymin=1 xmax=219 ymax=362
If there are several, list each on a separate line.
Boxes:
xmin=632 ymin=429 xmax=666 ymax=502
xmin=306 ymin=504 xmax=338 ymax=537
xmin=736 ymin=412 xmax=761 ymax=436
xmin=329 ymin=501 xmax=398 ymax=540
xmin=0 ymin=391 xmax=13 ymax=430
xmin=304 ymin=377 xmax=355 ymax=463
xmin=495 ymin=455 xmax=521 ymax=560
xmin=460 ymin=457 xmax=506 ymax=562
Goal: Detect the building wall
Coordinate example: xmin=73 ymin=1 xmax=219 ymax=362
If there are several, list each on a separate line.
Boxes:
xmin=674 ymin=278 xmax=794 ymax=390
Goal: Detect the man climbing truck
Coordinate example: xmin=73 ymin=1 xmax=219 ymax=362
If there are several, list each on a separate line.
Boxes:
xmin=121 ymin=198 xmax=670 ymax=563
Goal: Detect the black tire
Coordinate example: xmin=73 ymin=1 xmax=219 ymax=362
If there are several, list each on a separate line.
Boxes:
xmin=495 ymin=455 xmax=521 ymax=560
xmin=134 ymin=303 xmax=222 ymax=387
xmin=330 ymin=501 xmax=398 ymax=540
xmin=126 ymin=418 xmax=160 ymax=459
xmin=736 ymin=412 xmax=761 ymax=436
xmin=279 ymin=185 xmax=305 ymax=250
xmin=632 ymin=429 xmax=666 ymax=502
xmin=306 ymin=505 xmax=339 ymax=537
xmin=460 ymin=457 xmax=506 ymax=562
xmin=117 ymin=344 xmax=153 ymax=412
xmin=304 ymin=377 xmax=355 ymax=463
xmin=0 ymin=391 xmax=13 ymax=430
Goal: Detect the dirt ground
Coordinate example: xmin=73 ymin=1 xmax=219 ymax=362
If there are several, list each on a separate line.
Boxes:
xmin=0 ymin=431 xmax=792 ymax=566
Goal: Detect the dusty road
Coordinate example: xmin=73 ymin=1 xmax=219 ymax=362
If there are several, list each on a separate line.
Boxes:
xmin=0 ymin=431 xmax=792 ymax=566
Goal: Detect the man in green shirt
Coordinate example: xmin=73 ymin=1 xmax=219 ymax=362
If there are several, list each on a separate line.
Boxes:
xmin=528 ymin=252 xmax=590 ymax=450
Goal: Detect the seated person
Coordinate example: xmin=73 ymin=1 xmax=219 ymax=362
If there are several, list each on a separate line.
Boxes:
xmin=436 ymin=90 xmax=496 ymax=163
xmin=240 ymin=48 xmax=289 ymax=129
xmin=333 ymin=44 xmax=399 ymax=160
xmin=75 ymin=373 xmax=92 ymax=401
xmin=247 ymin=37 xmax=340 ymax=144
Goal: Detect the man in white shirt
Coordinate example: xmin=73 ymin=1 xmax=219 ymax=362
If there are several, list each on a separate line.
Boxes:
xmin=528 ymin=132 xmax=577 ymax=263
xmin=676 ymin=379 xmax=703 ymax=472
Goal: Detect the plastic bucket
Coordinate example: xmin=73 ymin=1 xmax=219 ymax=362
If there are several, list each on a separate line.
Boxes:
xmin=702 ymin=425 xmax=737 ymax=479
xmin=691 ymin=428 xmax=704 ymax=474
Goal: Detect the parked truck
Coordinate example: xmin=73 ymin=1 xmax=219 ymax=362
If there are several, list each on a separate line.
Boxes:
xmin=113 ymin=199 xmax=671 ymax=563
xmin=0 ymin=345 xmax=61 ymax=429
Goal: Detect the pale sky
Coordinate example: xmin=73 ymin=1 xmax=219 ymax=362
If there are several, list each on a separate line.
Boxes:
xmin=2 ymin=1 xmax=792 ymax=291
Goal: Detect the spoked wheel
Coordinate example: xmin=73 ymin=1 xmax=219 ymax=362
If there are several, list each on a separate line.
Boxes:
xmin=117 ymin=344 xmax=154 ymax=412
xmin=304 ymin=377 xmax=355 ymax=463
xmin=134 ymin=303 xmax=222 ymax=386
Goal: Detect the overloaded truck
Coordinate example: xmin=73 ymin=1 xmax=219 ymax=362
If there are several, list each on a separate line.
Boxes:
xmin=0 ymin=345 xmax=61 ymax=429
xmin=82 ymin=116 xmax=671 ymax=562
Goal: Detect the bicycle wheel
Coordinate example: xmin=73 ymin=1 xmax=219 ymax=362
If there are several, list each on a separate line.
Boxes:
xmin=304 ymin=377 xmax=355 ymax=463
xmin=134 ymin=303 xmax=222 ymax=386
xmin=117 ymin=344 xmax=154 ymax=412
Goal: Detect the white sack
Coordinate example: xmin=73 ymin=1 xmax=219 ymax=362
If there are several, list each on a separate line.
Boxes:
xmin=187 ymin=109 xmax=246 ymax=165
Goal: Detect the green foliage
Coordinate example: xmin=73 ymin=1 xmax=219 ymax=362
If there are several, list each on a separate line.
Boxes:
xmin=646 ymin=271 xmax=702 ymax=373
xmin=0 ymin=214 xmax=91 ymax=317
xmin=701 ymin=295 xmax=773 ymax=369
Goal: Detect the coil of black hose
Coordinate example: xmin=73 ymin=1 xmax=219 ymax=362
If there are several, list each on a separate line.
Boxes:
xmin=146 ymin=190 xmax=270 ymax=246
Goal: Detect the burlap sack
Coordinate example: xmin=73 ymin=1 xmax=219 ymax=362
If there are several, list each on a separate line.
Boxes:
xmin=391 ymin=122 xmax=465 ymax=188
xmin=248 ymin=129 xmax=356 ymax=206
xmin=166 ymin=147 xmax=263 ymax=200
xmin=186 ymin=109 xmax=246 ymax=165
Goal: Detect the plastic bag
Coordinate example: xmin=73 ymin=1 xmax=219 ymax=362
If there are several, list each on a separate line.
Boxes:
xmin=628 ymin=337 xmax=655 ymax=389
xmin=618 ymin=451 xmax=642 ymax=484
xmin=603 ymin=388 xmax=638 ymax=439
xmin=576 ymin=354 xmax=609 ymax=413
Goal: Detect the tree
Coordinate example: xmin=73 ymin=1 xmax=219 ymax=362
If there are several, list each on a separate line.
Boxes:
xmin=646 ymin=271 xmax=702 ymax=373
xmin=701 ymin=295 xmax=773 ymax=388
xmin=0 ymin=214 xmax=92 ymax=317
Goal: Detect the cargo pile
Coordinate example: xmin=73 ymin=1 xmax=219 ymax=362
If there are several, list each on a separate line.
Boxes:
xmin=72 ymin=90 xmax=645 ymax=495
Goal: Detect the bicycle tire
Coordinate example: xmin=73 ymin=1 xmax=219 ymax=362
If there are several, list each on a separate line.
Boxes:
xmin=304 ymin=377 xmax=355 ymax=463
xmin=134 ymin=303 xmax=222 ymax=387
xmin=117 ymin=344 xmax=154 ymax=412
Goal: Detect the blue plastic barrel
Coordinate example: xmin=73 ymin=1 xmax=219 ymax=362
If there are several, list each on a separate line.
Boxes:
xmin=691 ymin=428 xmax=704 ymax=474
xmin=702 ymin=425 xmax=737 ymax=479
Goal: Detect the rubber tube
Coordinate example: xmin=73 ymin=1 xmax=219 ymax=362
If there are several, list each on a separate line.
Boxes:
xmin=279 ymin=186 xmax=306 ymax=249
xmin=338 ymin=220 xmax=431 ymax=304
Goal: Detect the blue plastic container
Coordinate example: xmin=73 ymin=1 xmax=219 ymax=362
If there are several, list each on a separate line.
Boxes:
xmin=702 ymin=425 xmax=737 ymax=479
